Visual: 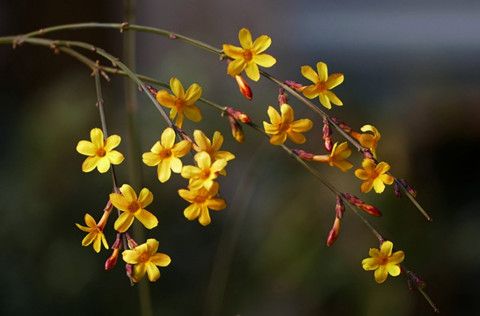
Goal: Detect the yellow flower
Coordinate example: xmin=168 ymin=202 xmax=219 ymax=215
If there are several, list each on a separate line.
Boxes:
xmin=355 ymin=159 xmax=394 ymax=193
xmin=223 ymin=28 xmax=276 ymax=81
xmin=109 ymin=184 xmax=158 ymax=232
xmin=313 ymin=142 xmax=353 ymax=172
xmin=142 ymin=127 xmax=191 ymax=183
xmin=156 ymin=77 xmax=202 ymax=128
xmin=76 ymin=128 xmax=124 ymax=173
xmin=362 ymin=240 xmax=405 ymax=284
xmin=178 ymin=182 xmax=226 ymax=226
xmin=193 ymin=130 xmax=235 ymax=162
xmin=181 ymin=152 xmax=227 ymax=191
xmin=301 ymin=61 xmax=344 ymax=109
xmin=75 ymin=213 xmax=108 ymax=253
xmin=351 ymin=125 xmax=381 ymax=158
xmin=122 ymin=238 xmax=171 ymax=282
xmin=263 ymin=103 xmax=313 ymax=145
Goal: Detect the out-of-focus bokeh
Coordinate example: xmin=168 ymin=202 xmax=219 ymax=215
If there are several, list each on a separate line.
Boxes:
xmin=1 ymin=1 xmax=479 ymax=315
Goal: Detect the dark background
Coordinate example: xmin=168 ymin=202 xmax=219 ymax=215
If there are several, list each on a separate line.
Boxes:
xmin=1 ymin=1 xmax=479 ymax=315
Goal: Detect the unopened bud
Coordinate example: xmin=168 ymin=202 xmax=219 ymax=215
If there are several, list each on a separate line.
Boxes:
xmin=125 ymin=263 xmax=135 ymax=282
xmin=225 ymin=107 xmax=251 ymax=124
xmin=105 ymin=248 xmax=120 ymax=270
xmin=311 ymin=154 xmax=330 ymax=163
xmin=146 ymin=84 xmax=159 ymax=97
xmin=400 ymin=179 xmax=417 ymax=197
xmin=326 ymin=217 xmax=341 ymax=247
xmin=322 ymin=117 xmax=333 ymax=152
xmin=335 ymin=195 xmax=345 ymax=219
xmin=393 ymin=181 xmax=402 ymax=198
xmin=284 ymin=80 xmax=305 ymax=91
xmin=278 ymin=88 xmax=288 ymax=105
xmin=292 ymin=149 xmax=315 ymax=160
xmin=342 ymin=193 xmax=381 ymax=217
xmin=228 ymin=116 xmax=245 ymax=143
xmin=125 ymin=233 xmax=138 ymax=249
xmin=331 ymin=117 xmax=352 ymax=133
xmin=235 ymin=75 xmax=253 ymax=100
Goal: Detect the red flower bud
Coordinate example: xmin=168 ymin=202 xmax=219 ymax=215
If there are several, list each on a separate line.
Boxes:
xmin=342 ymin=193 xmax=381 ymax=217
xmin=335 ymin=195 xmax=345 ymax=219
xmin=326 ymin=217 xmax=341 ymax=247
xmin=278 ymin=88 xmax=288 ymax=105
xmin=235 ymin=75 xmax=253 ymax=100
xmin=331 ymin=117 xmax=352 ymax=133
xmin=322 ymin=117 xmax=333 ymax=152
xmin=105 ymin=248 xmax=120 ymax=270
xmin=292 ymin=149 xmax=315 ymax=160
xmin=284 ymin=80 xmax=305 ymax=91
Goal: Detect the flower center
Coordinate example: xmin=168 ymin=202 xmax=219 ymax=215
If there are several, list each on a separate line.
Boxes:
xmin=278 ymin=120 xmax=290 ymax=133
xmin=96 ymin=147 xmax=107 ymax=157
xmin=160 ymin=149 xmax=172 ymax=159
xmin=175 ymin=98 xmax=185 ymax=109
xmin=200 ymin=168 xmax=211 ymax=179
xmin=379 ymin=256 xmax=389 ymax=265
xmin=316 ymin=82 xmax=327 ymax=92
xmin=128 ymin=201 xmax=141 ymax=213
xmin=138 ymin=252 xmax=150 ymax=263
xmin=243 ymin=49 xmax=253 ymax=61
xmin=194 ymin=194 xmax=207 ymax=204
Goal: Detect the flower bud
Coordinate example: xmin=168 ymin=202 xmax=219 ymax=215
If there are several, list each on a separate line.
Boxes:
xmin=146 ymin=84 xmax=159 ymax=97
xmin=393 ymin=181 xmax=402 ymax=198
xmin=342 ymin=193 xmax=381 ymax=217
xmin=322 ymin=117 xmax=333 ymax=152
xmin=228 ymin=116 xmax=245 ymax=143
xmin=235 ymin=75 xmax=253 ymax=100
xmin=278 ymin=88 xmax=288 ymax=105
xmin=292 ymin=149 xmax=315 ymax=160
xmin=331 ymin=117 xmax=352 ymax=133
xmin=284 ymin=80 xmax=305 ymax=91
xmin=326 ymin=217 xmax=341 ymax=247
xmin=335 ymin=195 xmax=345 ymax=219
xmin=105 ymin=248 xmax=120 ymax=270
xmin=225 ymin=107 xmax=251 ymax=124
xmin=400 ymin=179 xmax=417 ymax=197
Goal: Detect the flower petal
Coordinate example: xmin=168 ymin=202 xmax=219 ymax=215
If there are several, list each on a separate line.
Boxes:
xmin=170 ymin=157 xmax=183 ymax=173
xmin=146 ymin=262 xmax=160 ymax=282
xmin=184 ymin=105 xmax=202 ymax=122
xmin=319 ymin=93 xmax=332 ymax=109
xmin=387 ymin=263 xmax=401 ymax=276
xmin=390 ymin=250 xmax=405 ymax=264
xmin=107 ymin=151 xmax=124 ymax=165
xmin=245 ymin=62 xmax=260 ymax=81
xmin=195 ymin=152 xmax=211 ymax=169
xmin=227 ymin=58 xmax=246 ymax=76
xmin=114 ymin=212 xmax=135 ymax=232
xmin=104 ymin=135 xmax=121 ymax=151
xmin=184 ymin=203 xmax=201 ymax=220
xmin=150 ymin=253 xmax=171 ymax=267
xmin=181 ymin=165 xmax=201 ymax=179
xmin=82 ymin=156 xmax=100 ymax=172
xmin=120 ymin=184 xmax=137 ymax=202
xmin=161 ymin=128 xmax=176 ymax=149
xmin=211 ymin=131 xmax=224 ymax=152
xmin=380 ymin=241 xmax=394 ymax=256
xmin=362 ymin=257 xmax=379 ymax=270
xmin=142 ymin=152 xmax=161 ymax=166
xmin=373 ymin=178 xmax=386 ymax=193
xmin=269 ymin=133 xmax=287 ymax=145
xmin=302 ymin=85 xmax=320 ymax=99
xmin=301 ymin=65 xmax=319 ymax=84
xmin=135 ymin=209 xmax=158 ymax=229
xmin=325 ymin=91 xmax=343 ymax=106
xmin=138 ymin=188 xmax=153 ymax=208
xmin=93 ymin=234 xmax=102 ymax=253
xmin=158 ymin=159 xmax=172 ymax=183
xmin=374 ymin=265 xmax=388 ymax=283
xmin=198 ymin=205 xmax=212 ymax=226
xmin=81 ymin=232 xmax=95 ymax=247
xmin=287 ymin=131 xmax=306 ymax=144
xmin=215 ymin=151 xmax=235 ymax=162
xmin=316 ymin=62 xmax=328 ymax=82
xmin=172 ymin=140 xmax=191 ymax=157
xmin=156 ymin=90 xmax=176 ymax=108
xmin=223 ymin=44 xmax=244 ymax=59
xmin=325 ymin=73 xmax=344 ymax=89
xmin=90 ymin=128 xmax=104 ymax=148
xmin=253 ymin=54 xmax=276 ymax=67
xmin=206 ymin=198 xmax=226 ymax=211
xmin=96 ymin=157 xmax=111 ymax=173
xmin=280 ymin=103 xmax=294 ymax=124
xmin=361 ymin=180 xmax=374 ymax=193
xmin=84 ymin=213 xmax=96 ymax=227
xmin=170 ymin=77 xmax=185 ymax=98
xmin=267 ymin=106 xmax=281 ymax=124
xmin=133 ymin=263 xmax=147 ymax=282
xmin=239 ymin=28 xmax=253 ymax=48
xmin=122 ymin=249 xmax=139 ymax=264
xmin=290 ymin=119 xmax=313 ymax=133
xmin=184 ymin=83 xmax=202 ymax=104
xmin=355 ymin=169 xmax=369 ymax=180
xmin=76 ymin=140 xmax=96 ymax=156
xmin=252 ymin=35 xmax=271 ymax=53
xmin=109 ymin=193 xmax=130 ymax=212
xmin=146 ymin=238 xmax=159 ymax=254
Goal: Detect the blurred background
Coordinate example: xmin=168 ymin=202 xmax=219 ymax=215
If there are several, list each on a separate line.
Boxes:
xmin=1 ymin=0 xmax=479 ymax=315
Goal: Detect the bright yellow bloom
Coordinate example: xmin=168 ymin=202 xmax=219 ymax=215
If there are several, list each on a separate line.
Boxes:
xmin=355 ymin=159 xmax=394 ymax=193
xmin=156 ymin=77 xmax=202 ymax=128
xmin=193 ymin=130 xmax=235 ymax=162
xmin=301 ymin=61 xmax=344 ymax=109
xmin=142 ymin=127 xmax=191 ymax=183
xmin=109 ymin=184 xmax=158 ymax=232
xmin=122 ymin=238 xmax=171 ymax=282
xmin=178 ymin=182 xmax=226 ymax=226
xmin=263 ymin=103 xmax=313 ymax=145
xmin=76 ymin=128 xmax=124 ymax=173
xmin=313 ymin=142 xmax=353 ymax=172
xmin=351 ymin=125 xmax=381 ymax=158
xmin=76 ymin=213 xmax=108 ymax=253
xmin=362 ymin=240 xmax=405 ymax=284
xmin=181 ymin=152 xmax=227 ymax=191
xmin=223 ymin=28 xmax=276 ymax=81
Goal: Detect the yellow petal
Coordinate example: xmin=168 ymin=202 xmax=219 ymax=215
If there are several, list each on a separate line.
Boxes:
xmin=373 ymin=178 xmax=386 ymax=193
xmin=244 ymin=62 xmax=260 ymax=81
xmin=178 ymin=188 xmax=196 ymax=203
xmin=376 ymin=162 xmax=391 ymax=174
xmin=319 ymin=93 xmax=332 ymax=109
xmin=76 ymin=140 xmax=96 ymax=156
xmin=84 ymin=213 xmax=96 ymax=227
xmin=90 ymin=128 xmax=104 ymax=148
xmin=302 ymin=85 xmax=320 ymax=99
xmin=184 ymin=105 xmax=202 ymax=122
xmin=369 ymin=248 xmax=380 ymax=257
xmin=146 ymin=238 xmax=159 ymax=254
xmin=135 ymin=209 xmax=158 ymax=229
xmin=374 ymin=265 xmax=388 ymax=283
xmin=170 ymin=157 xmax=183 ymax=173
xmin=104 ymin=135 xmax=121 ymax=151
xmin=325 ymin=73 xmax=344 ymax=89
xmin=211 ymin=159 xmax=227 ymax=173
xmin=301 ymin=65 xmax=319 ymax=83
xmin=263 ymin=122 xmax=278 ymax=135
xmin=380 ymin=174 xmax=394 ymax=185
xmin=362 ymin=158 xmax=376 ymax=170
xmin=133 ymin=263 xmax=147 ymax=282
xmin=156 ymin=90 xmax=176 ymax=108
xmin=150 ymin=253 xmax=171 ymax=267
xmin=361 ymin=180 xmax=374 ymax=193
xmin=184 ymin=83 xmax=202 ymax=104
xmin=146 ymin=262 xmax=161 ymax=282
xmin=181 ymin=165 xmax=201 ymax=179
xmin=334 ymin=160 xmax=353 ymax=172
xmin=387 ymin=263 xmax=401 ymax=276
xmin=158 ymin=159 xmax=172 ymax=183
xmin=253 ymin=54 xmax=276 ymax=67
xmin=211 ymin=131 xmax=223 ymax=152
xmin=184 ymin=203 xmax=201 ymax=220
xmin=172 ymin=140 xmax=191 ymax=157
xmin=280 ymin=103 xmax=294 ymax=124
xmin=120 ymin=184 xmax=137 ymax=202
xmin=170 ymin=77 xmax=185 ymax=98
xmin=96 ymin=157 xmax=111 ymax=173
xmin=360 ymin=124 xmax=380 ymax=139
xmin=252 ymin=35 xmax=272 ymax=53
xmin=238 ymin=28 xmax=253 ymax=48
xmin=82 ymin=156 xmax=100 ymax=172
xmin=390 ymin=250 xmax=405 ymax=264
xmin=380 ymin=241 xmax=393 ymax=256
xmin=142 ymin=152 xmax=161 ymax=166
xmin=269 ymin=133 xmax=287 ymax=145
xmin=354 ymin=169 xmax=369 ymax=180
xmin=161 ymin=128 xmax=176 ymax=149
xmin=287 ymin=131 xmax=306 ymax=144
xmin=198 ymin=205 xmax=212 ymax=226
xmin=114 ymin=212 xmax=135 ymax=232
xmin=316 ymin=62 xmax=328 ymax=82
xmin=122 ymin=249 xmax=139 ymax=264
xmin=138 ymin=188 xmax=153 ymax=208
xmin=81 ymin=232 xmax=96 ymax=247
xmin=76 ymin=223 xmax=91 ymax=232
xmin=193 ymin=130 xmax=210 ymax=152
xmin=107 ymin=151 xmax=124 ymax=165
xmin=215 ymin=151 xmax=235 ymax=162
xmin=109 ymin=193 xmax=130 ymax=212
xmin=206 ymin=198 xmax=226 ymax=211
xmin=362 ymin=257 xmax=379 ymax=270
xmin=93 ymin=234 xmax=102 ymax=253
xmin=325 ymin=91 xmax=343 ymax=106
xmin=101 ymin=234 xmax=109 ymax=250
xmin=175 ymin=113 xmax=185 ymax=128
xmin=222 ymin=44 xmax=244 ymax=59
xmin=227 ymin=58 xmax=246 ymax=76
xmin=267 ymin=106 xmax=281 ymax=124
xmin=290 ymin=119 xmax=313 ymax=133
xmin=195 ymin=152 xmax=211 ymax=169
